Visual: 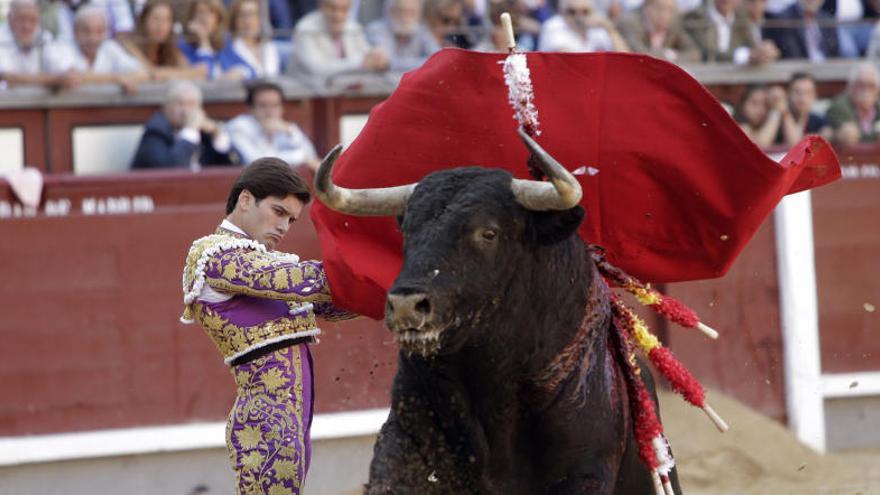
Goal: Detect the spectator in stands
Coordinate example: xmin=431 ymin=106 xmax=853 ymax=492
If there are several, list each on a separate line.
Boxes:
xmin=218 ymin=0 xmax=281 ymax=79
xmin=763 ymin=0 xmax=840 ymax=60
xmin=538 ymin=0 xmax=629 ymax=52
xmin=0 ymin=0 xmax=70 ymax=88
xmin=268 ymin=0 xmax=319 ymax=35
xmin=366 ymin=0 xmax=440 ymax=71
xmin=684 ymin=0 xmax=773 ymax=63
xmin=226 ymin=81 xmax=319 ymax=169
xmin=473 ymin=0 xmax=539 ymax=51
xmin=289 ymin=0 xmax=390 ymax=79
xmin=122 ymin=0 xmax=208 ymax=81
xmin=616 ymin=0 xmax=701 ymax=62
xmin=822 ymin=0 xmax=876 ymax=57
xmin=776 ymin=71 xmax=830 ymax=145
xmin=131 ymin=80 xmax=234 ymax=169
xmin=178 ymin=0 xmax=228 ymax=79
xmin=57 ymin=6 xmax=148 ymax=94
xmin=862 ymin=12 xmax=880 ymax=57
xmin=733 ymin=83 xmax=786 ymax=148
xmin=424 ymin=0 xmax=473 ymax=48
xmin=40 ymin=0 xmax=135 ymax=42
xmin=741 ymin=0 xmax=781 ymax=61
xmin=826 ymin=63 xmax=880 ymax=146
xmin=358 ymin=0 xmax=388 ymax=25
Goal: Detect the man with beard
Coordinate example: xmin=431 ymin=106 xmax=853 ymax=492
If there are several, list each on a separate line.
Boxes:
xmin=366 ymin=0 xmax=440 ymax=72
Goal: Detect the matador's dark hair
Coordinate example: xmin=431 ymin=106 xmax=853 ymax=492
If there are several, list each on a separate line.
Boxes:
xmin=226 ymin=157 xmax=311 ymax=214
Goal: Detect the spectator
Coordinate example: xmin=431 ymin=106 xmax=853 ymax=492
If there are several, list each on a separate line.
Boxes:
xmin=57 ymin=6 xmax=148 ymax=94
xmin=826 ymin=63 xmax=880 ymax=146
xmin=178 ymin=0 xmax=228 ymax=78
xmin=616 ymin=0 xmax=701 ymax=63
xmin=822 ymin=0 xmax=875 ymax=57
xmin=740 ymin=0 xmax=781 ymax=63
xmin=777 ymin=72 xmax=830 ymax=145
xmin=218 ymin=0 xmax=281 ymax=79
xmin=473 ymin=0 xmax=539 ymax=51
xmin=121 ymin=0 xmax=207 ymax=81
xmin=592 ymin=0 xmax=637 ymax=21
xmin=424 ymin=0 xmax=472 ymax=48
xmin=763 ymin=0 xmax=840 ymax=60
xmin=267 ymin=0 xmax=319 ymax=35
xmin=226 ymin=81 xmax=320 ymax=169
xmin=358 ymin=0 xmax=389 ymax=25
xmin=131 ymin=80 xmax=234 ymax=169
xmin=733 ymin=84 xmax=786 ymax=148
xmin=366 ymin=0 xmax=440 ymax=71
xmin=0 ymin=0 xmax=70 ymax=88
xmin=289 ymin=0 xmax=390 ymax=79
xmin=537 ymin=0 xmax=629 ymax=52
xmin=684 ymin=0 xmax=764 ymax=63
xmin=40 ymin=0 xmax=135 ymax=43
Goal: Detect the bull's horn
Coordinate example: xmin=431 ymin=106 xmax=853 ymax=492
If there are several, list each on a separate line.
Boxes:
xmin=511 ymin=128 xmax=582 ymax=211
xmin=314 ymin=144 xmax=416 ymax=216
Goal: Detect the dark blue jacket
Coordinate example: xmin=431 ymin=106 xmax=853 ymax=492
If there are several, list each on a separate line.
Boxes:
xmin=764 ymin=5 xmax=840 ymax=59
xmin=130 ymin=111 xmax=233 ymax=169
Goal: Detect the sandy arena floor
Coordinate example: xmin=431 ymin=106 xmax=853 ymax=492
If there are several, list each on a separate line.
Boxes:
xmin=661 ymin=389 xmax=880 ymax=495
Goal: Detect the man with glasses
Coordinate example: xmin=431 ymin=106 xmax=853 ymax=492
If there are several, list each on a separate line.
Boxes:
xmin=226 ymin=81 xmax=320 ymax=170
xmin=537 ymin=0 xmax=629 ymax=52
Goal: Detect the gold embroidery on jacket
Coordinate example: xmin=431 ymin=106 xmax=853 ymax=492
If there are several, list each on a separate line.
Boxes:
xmin=195 ymin=304 xmax=319 ymax=361
xmin=227 ymin=347 xmax=306 ymax=492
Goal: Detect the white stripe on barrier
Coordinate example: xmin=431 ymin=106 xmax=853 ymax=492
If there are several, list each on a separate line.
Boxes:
xmin=0 ymin=408 xmax=389 ymax=467
xmin=822 ymin=371 xmax=880 ymax=399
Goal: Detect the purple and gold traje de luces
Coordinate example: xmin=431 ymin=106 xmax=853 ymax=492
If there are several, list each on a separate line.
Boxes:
xmin=228 ymin=344 xmax=314 ymax=494
xmin=181 ymin=224 xmax=354 ymax=493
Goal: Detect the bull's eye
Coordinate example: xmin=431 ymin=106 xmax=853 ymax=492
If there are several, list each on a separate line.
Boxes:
xmin=481 ymin=229 xmax=498 ymax=241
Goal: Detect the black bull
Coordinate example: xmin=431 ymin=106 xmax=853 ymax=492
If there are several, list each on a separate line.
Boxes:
xmin=315 ymin=133 xmax=682 ymax=494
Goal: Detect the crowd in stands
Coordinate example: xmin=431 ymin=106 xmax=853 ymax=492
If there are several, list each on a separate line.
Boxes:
xmin=0 ymin=0 xmax=878 ymax=167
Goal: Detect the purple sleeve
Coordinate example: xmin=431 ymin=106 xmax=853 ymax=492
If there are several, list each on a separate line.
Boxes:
xmin=204 ymin=248 xmax=332 ymax=302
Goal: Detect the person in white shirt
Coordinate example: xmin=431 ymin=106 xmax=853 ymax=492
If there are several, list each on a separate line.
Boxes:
xmin=366 ymin=0 xmax=441 ymax=72
xmin=56 ymin=6 xmax=148 ymax=94
xmin=41 ymin=0 xmax=135 ymax=43
xmin=289 ymin=0 xmax=390 ymax=80
xmin=226 ymin=81 xmax=320 ymax=170
xmin=0 ymin=0 xmax=71 ymax=89
xmin=537 ymin=0 xmax=629 ymax=52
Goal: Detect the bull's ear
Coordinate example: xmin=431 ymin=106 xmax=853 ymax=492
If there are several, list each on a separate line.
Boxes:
xmin=528 ymin=206 xmax=585 ymax=245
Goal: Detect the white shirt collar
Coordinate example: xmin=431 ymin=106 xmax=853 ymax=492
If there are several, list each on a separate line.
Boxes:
xmin=708 ymin=2 xmax=734 ymax=25
xmin=220 ymin=219 xmax=249 ymax=236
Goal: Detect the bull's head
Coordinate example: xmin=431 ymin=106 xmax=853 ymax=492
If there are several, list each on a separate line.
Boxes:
xmin=316 ymin=128 xmax=584 ymax=357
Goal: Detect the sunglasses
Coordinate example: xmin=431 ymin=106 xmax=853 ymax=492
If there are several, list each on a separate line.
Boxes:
xmin=564 ymin=7 xmax=592 ymax=15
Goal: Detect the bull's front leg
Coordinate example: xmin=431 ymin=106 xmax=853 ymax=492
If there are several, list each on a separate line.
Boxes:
xmin=366 ymin=407 xmax=483 ymax=494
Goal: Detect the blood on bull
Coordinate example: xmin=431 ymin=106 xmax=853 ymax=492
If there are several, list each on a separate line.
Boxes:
xmin=315 ymin=128 xmax=680 ymax=494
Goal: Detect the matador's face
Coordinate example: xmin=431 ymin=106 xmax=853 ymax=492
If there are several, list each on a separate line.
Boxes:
xmin=239 ymin=192 xmax=305 ymax=250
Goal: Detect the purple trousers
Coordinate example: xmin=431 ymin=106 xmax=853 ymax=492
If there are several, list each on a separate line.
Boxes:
xmin=226 ymin=344 xmax=314 ymax=494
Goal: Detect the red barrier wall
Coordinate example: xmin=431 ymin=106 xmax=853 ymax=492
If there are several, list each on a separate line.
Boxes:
xmin=0 ymin=172 xmax=396 ymax=436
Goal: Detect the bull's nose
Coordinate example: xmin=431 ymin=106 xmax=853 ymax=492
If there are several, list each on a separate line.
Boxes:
xmin=386 ymin=292 xmax=432 ymax=324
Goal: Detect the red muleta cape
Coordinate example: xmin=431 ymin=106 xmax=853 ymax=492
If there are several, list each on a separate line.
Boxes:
xmin=311 ymin=49 xmax=841 ymax=320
